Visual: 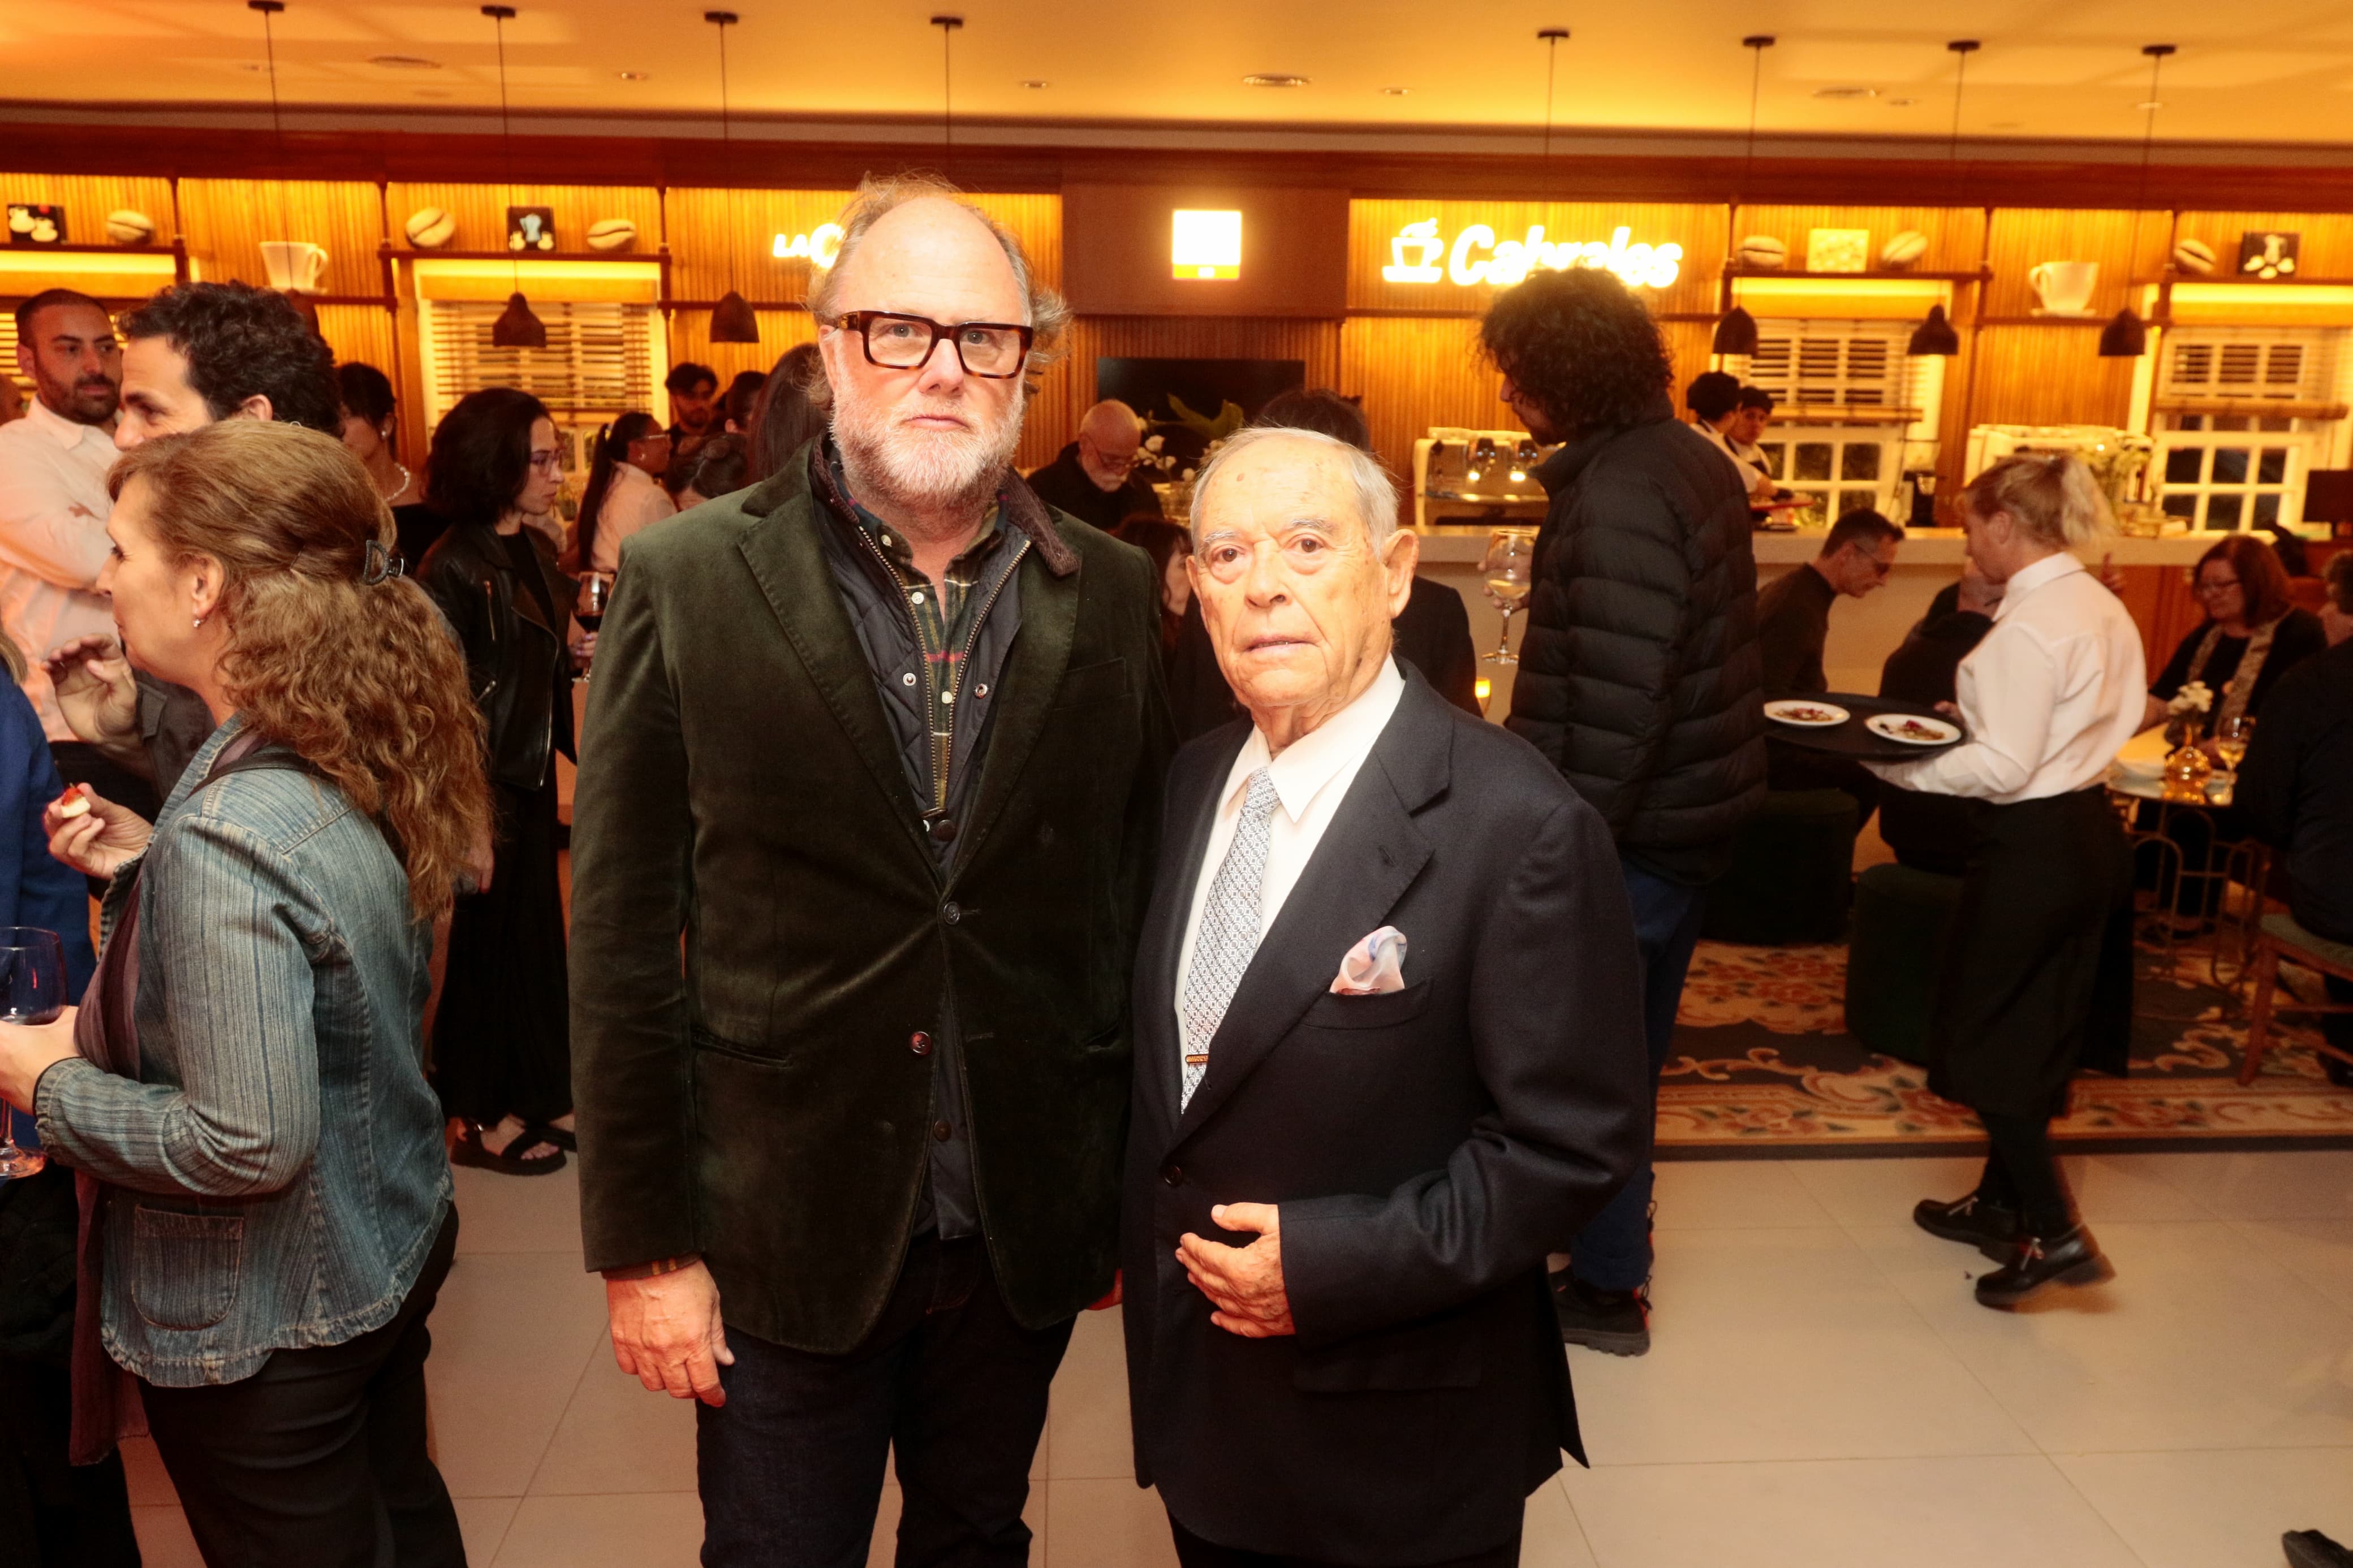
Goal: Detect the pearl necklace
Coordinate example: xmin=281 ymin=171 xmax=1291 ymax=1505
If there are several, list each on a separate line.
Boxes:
xmin=378 ymin=463 xmax=412 ymax=503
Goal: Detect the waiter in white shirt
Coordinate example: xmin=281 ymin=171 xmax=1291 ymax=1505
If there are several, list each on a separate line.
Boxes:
xmin=1121 ymin=425 xmax=1646 ymax=1568
xmin=1684 ymin=371 xmax=1775 ymax=504
xmin=1868 ymin=451 xmax=2143 ymax=1310
xmin=0 ymin=288 xmax=124 ymax=789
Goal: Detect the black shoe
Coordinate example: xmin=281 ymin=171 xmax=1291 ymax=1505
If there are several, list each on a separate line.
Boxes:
xmin=1975 ymin=1224 xmax=2114 ymax=1308
xmin=2284 ymin=1529 xmax=2353 ymax=1568
xmin=1914 ymin=1193 xmax=2020 ymax=1262
xmin=1551 ymin=1272 xmax=1650 ymax=1356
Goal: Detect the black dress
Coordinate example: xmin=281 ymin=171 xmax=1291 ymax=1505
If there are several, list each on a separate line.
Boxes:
xmin=432 ymin=530 xmax=574 ymax=1129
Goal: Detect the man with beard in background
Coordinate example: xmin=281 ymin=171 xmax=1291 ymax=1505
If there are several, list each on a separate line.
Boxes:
xmin=568 ymin=174 xmax=1170 ymax=1566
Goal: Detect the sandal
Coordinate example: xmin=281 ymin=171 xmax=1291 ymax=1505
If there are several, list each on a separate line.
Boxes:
xmin=532 ymin=1121 xmax=578 ymax=1153
xmin=450 ymin=1120 xmax=567 ymax=1176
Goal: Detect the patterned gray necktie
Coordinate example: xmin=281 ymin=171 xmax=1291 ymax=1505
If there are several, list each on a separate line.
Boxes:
xmin=1179 ymin=766 xmax=1281 ymax=1111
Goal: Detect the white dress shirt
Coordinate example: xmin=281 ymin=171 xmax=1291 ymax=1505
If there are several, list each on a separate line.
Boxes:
xmin=1174 ymin=657 xmax=1406 ymax=1040
xmin=1694 ymin=419 xmax=1768 ymax=496
xmin=1870 ymin=551 xmax=2145 ymax=804
xmin=0 ymin=397 xmax=119 ymax=738
xmin=590 ymin=463 xmax=678 ymax=574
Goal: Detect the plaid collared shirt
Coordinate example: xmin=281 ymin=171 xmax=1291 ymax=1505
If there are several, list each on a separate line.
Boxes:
xmin=839 ymin=493 xmax=1012 ymax=813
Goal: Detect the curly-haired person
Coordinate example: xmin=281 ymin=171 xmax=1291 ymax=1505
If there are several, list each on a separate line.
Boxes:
xmin=1481 ymin=265 xmax=1766 ymax=1358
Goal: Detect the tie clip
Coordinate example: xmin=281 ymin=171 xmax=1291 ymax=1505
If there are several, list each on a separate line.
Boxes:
xmin=1183 ymin=1053 xmax=1209 ymax=1066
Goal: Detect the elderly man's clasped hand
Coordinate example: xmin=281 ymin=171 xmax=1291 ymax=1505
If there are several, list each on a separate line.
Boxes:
xmin=1179 ymin=1202 xmax=1295 ymax=1338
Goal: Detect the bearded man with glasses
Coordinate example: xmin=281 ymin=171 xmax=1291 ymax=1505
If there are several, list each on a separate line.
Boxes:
xmin=569 ymin=172 xmax=1171 ymax=1566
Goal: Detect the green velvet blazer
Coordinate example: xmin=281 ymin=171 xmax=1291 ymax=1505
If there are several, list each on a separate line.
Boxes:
xmin=568 ymin=451 xmax=1171 ymax=1351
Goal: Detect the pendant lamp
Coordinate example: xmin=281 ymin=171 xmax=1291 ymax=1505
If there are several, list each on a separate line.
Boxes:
xmin=1713 ymin=36 xmax=1772 ymax=358
xmin=934 ymin=15 xmax=964 ymax=161
xmin=248 ymin=1 xmax=324 ymax=336
xmin=2100 ymin=45 xmax=2175 ymax=358
xmin=483 ymin=6 xmax=547 ymax=351
xmin=1907 ymin=40 xmax=1978 ymax=358
xmin=705 ymin=11 xmax=760 ymax=343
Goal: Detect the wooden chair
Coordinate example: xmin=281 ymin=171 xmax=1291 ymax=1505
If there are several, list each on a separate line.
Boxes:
xmin=2236 ymin=912 xmax=2353 ymax=1084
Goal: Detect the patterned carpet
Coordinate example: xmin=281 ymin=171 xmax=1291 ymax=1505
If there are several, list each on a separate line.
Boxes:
xmin=1658 ymin=940 xmax=2353 ymax=1157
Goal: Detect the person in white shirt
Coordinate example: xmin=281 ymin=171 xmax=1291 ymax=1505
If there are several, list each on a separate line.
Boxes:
xmin=575 ymin=411 xmax=675 ymax=576
xmin=0 ymin=289 xmax=124 ymax=770
xmin=1684 ymin=371 xmax=1774 ymax=504
xmin=1869 ymin=451 xmax=2144 ymax=1309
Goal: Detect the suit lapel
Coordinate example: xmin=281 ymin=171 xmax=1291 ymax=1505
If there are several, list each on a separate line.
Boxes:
xmin=1167 ymin=677 xmax=1453 ymax=1149
xmin=734 ymin=494 xmax=935 ymax=867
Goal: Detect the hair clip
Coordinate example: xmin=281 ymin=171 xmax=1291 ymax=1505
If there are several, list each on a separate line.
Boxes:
xmin=361 ymin=539 xmax=405 ymax=586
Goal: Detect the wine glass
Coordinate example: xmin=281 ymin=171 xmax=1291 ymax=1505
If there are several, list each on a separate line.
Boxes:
xmin=574 ymin=571 xmax=614 ymax=682
xmin=2214 ymin=714 xmax=2255 ymax=776
xmin=1480 ymin=528 xmax=1536 ymax=666
xmin=0 ymin=927 xmax=66 ymax=1179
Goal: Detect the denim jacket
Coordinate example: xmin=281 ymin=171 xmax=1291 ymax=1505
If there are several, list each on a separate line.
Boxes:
xmin=35 ymin=714 xmax=453 ymax=1386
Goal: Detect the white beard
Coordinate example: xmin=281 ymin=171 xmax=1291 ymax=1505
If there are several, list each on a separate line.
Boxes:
xmin=831 ymin=377 xmax=1024 ymax=519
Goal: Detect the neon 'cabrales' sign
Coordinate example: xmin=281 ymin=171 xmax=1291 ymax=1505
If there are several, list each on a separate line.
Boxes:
xmin=772 ymin=224 xmax=844 ymax=267
xmin=1382 ymin=219 xmax=1683 ymax=290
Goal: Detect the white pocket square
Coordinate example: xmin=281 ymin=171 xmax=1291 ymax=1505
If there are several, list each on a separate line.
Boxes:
xmin=1330 ymin=926 xmax=1409 ymax=994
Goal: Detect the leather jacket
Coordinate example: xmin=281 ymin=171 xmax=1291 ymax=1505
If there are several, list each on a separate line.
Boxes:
xmin=415 ymin=520 xmax=575 ymax=789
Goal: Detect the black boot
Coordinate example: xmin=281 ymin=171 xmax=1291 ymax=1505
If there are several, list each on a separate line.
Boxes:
xmin=1550 ymin=1271 xmax=1650 ymax=1356
xmin=2283 ymin=1530 xmax=2353 ymax=1568
xmin=1975 ymin=1224 xmax=2114 ymax=1308
xmin=1913 ymin=1192 xmax=2020 ymax=1262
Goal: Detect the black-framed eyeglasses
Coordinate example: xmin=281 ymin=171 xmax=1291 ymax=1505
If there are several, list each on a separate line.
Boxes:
xmin=825 ymin=310 xmax=1035 ymax=378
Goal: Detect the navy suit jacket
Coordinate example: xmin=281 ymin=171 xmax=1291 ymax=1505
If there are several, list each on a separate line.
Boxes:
xmin=1121 ymin=670 xmax=1648 ymax=1565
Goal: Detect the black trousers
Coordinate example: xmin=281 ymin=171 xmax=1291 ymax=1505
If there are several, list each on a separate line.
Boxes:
xmin=433 ymin=773 xmax=572 ymax=1127
xmin=698 ymin=1233 xmax=1072 ymax=1568
xmin=139 ymin=1208 xmax=464 ymax=1568
xmin=1169 ymin=1516 xmax=1521 ymax=1568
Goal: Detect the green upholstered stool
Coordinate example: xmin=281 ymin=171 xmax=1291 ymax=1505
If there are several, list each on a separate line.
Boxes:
xmin=1699 ymin=788 xmax=1859 ymax=947
xmin=2238 ymin=910 xmax=2353 ymax=1084
xmin=1845 ymin=863 xmax=1966 ymax=1066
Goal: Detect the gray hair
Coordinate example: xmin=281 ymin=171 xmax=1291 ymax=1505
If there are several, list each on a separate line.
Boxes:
xmin=1188 ymin=425 xmax=1400 ymax=548
xmin=805 ymin=171 xmax=1071 ymax=362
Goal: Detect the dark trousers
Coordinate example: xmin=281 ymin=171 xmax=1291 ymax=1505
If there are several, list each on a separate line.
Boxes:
xmin=699 ymin=1233 xmax=1072 ymax=1568
xmin=2325 ymin=975 xmax=2353 ymax=1086
xmin=1169 ymin=1515 xmax=1519 ymax=1568
xmin=1976 ymin=1111 xmax=2075 ymax=1236
xmin=1566 ymin=856 xmax=1708 ymax=1294
xmin=139 ymin=1209 xmax=464 ymax=1568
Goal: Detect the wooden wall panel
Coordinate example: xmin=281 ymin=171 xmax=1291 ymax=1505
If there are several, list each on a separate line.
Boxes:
xmin=1982 ymin=209 xmax=2171 ymax=319
xmin=1349 ymin=199 xmax=1722 ymax=318
xmin=1035 ymin=316 xmax=1342 ymax=474
xmin=663 ymin=188 xmax=1061 ymax=306
xmin=177 ymin=179 xmax=385 ymax=297
xmin=0 ymin=170 xmax=176 ymax=244
xmin=313 ymin=303 xmax=397 ymax=386
xmin=665 ymin=306 xmax=819 ymax=386
xmin=383 ymin=183 xmax=663 ymax=261
xmin=1731 ymin=204 xmax=1987 ymax=277
xmin=1337 ymin=316 xmax=1499 ymax=489
xmin=2175 ymin=211 xmax=2353 ymax=280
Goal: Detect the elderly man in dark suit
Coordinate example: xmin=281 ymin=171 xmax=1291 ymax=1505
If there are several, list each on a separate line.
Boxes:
xmin=1121 ymin=425 xmax=1648 ymax=1568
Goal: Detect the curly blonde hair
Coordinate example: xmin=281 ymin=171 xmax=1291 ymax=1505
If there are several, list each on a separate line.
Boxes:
xmin=108 ymin=421 xmax=491 ymax=917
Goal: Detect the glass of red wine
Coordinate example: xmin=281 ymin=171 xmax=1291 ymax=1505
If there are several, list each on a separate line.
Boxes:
xmin=575 ymin=571 xmax=614 ymax=683
xmin=0 ymin=927 xmax=66 ymax=1179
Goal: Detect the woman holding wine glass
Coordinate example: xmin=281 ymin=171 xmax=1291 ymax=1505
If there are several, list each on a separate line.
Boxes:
xmin=0 ymin=419 xmax=489 ymax=1564
xmin=413 ymin=388 xmax=583 ymax=1175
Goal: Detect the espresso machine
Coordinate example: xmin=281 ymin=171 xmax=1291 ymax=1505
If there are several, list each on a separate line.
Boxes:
xmin=1413 ymin=427 xmax=1557 ymax=532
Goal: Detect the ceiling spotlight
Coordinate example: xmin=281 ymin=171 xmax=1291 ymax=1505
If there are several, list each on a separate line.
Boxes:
xmin=2135 ymin=100 xmax=2164 ymax=110
xmin=369 ymin=54 xmax=443 ymax=69
xmin=618 ymin=70 xmax=650 ymax=81
xmin=1887 ymin=97 xmax=1919 ymax=107
xmin=1813 ymin=85 xmax=1877 ymax=100
xmin=239 ymin=61 xmax=265 ymax=71
xmin=1241 ymin=73 xmax=1311 ymax=88
xmin=1381 ymin=85 xmax=1411 ymax=96
xmin=1020 ymin=79 xmax=1049 ymax=89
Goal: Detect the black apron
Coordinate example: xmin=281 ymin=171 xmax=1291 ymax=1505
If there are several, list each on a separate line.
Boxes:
xmin=1928 ymin=787 xmax=2135 ymax=1120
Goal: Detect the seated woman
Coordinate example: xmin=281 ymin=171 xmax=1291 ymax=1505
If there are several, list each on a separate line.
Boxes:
xmin=0 ymin=420 xmax=491 ymax=1566
xmin=2142 ymin=532 xmax=2327 ymax=740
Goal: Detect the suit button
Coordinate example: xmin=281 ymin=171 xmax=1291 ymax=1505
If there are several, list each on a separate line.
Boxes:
xmin=942 ymin=901 xmax=962 ymax=925
xmin=932 ymin=1120 xmax=954 ymax=1142
xmin=910 ymin=1031 xmax=932 ymax=1056
xmin=1160 ymin=1163 xmax=1183 ymax=1186
xmin=930 ymin=818 xmax=958 ymax=843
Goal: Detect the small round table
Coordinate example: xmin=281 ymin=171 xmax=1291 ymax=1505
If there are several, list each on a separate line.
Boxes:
xmin=2105 ymin=768 xmax=2269 ymax=990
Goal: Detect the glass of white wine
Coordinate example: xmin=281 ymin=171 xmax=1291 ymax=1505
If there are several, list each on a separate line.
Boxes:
xmin=1480 ymin=528 xmax=1536 ymax=666
xmin=2214 ymin=714 xmax=2255 ymax=776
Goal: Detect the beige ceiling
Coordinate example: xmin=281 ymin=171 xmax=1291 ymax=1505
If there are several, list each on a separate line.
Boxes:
xmin=8 ymin=0 xmax=2353 ymax=149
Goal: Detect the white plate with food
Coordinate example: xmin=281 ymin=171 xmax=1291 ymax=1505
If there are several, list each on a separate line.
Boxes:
xmin=1864 ymin=712 xmax=1960 ymax=746
xmin=1764 ymin=699 xmax=1850 ymax=728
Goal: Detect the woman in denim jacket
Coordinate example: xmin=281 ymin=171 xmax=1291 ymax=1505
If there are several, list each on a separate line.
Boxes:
xmin=0 ymin=420 xmax=492 ymax=1567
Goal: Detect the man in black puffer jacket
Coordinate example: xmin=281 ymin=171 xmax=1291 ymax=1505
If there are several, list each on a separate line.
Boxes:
xmin=1485 ymin=268 xmax=1766 ymax=1357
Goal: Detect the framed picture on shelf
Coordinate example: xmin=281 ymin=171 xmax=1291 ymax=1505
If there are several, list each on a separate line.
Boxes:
xmin=6 ymin=204 xmax=64 ymax=246
xmin=1807 ymin=228 xmax=1871 ymax=274
xmin=506 ymin=206 xmax=556 ymax=252
xmin=2237 ymin=231 xmax=2300 ymax=280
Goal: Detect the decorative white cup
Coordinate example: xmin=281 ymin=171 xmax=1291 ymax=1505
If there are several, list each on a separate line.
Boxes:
xmin=260 ymin=241 xmax=329 ymax=293
xmin=2028 ymin=260 xmax=2099 ymax=314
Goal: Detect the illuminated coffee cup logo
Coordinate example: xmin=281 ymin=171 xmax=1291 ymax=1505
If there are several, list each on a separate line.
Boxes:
xmin=1382 ymin=218 xmax=1682 ymax=290
xmin=772 ymin=223 xmax=846 ymax=268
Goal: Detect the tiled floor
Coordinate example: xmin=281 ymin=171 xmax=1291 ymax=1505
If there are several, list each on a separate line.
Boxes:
xmin=124 ymin=1149 xmax=2353 ymax=1567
